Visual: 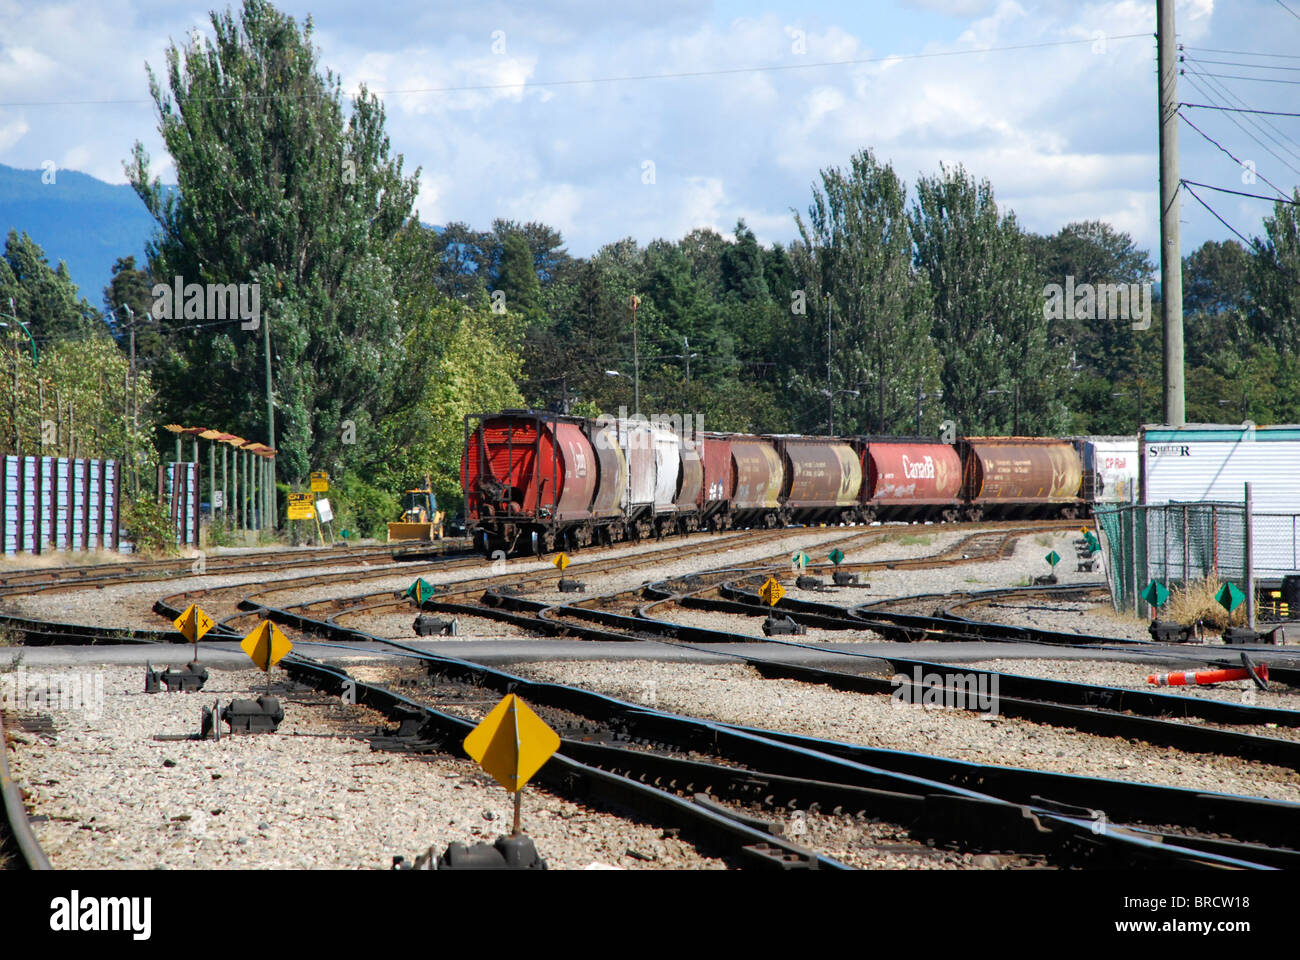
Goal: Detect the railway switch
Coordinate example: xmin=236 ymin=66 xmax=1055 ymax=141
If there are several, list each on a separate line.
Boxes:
xmin=201 ymin=696 xmax=284 ymax=737
xmin=396 ymin=835 xmax=547 ymax=870
xmin=1224 ymin=625 xmax=1285 ymax=645
xmin=1148 ymin=620 xmax=1197 ymax=643
xmin=145 ymin=661 xmax=209 ymax=693
xmin=831 ymin=570 xmax=864 ymax=586
xmin=795 ymin=576 xmax=829 ymax=591
xmin=413 ymin=614 xmax=458 ymax=636
xmin=557 ymin=578 xmax=586 ymax=592
xmin=763 ymin=614 xmax=806 ymax=636
xmin=439 ymin=835 xmax=547 ymax=870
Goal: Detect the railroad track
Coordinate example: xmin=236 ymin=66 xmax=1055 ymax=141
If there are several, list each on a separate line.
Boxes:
xmin=0 ymin=539 xmax=470 ymax=599
xmin=279 ymin=653 xmax=1271 ymax=868
xmin=10 ymin=518 xmax=1299 ymax=869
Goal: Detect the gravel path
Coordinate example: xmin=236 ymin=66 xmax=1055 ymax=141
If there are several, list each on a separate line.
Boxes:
xmin=509 ymin=659 xmax=1300 ymax=803
xmin=4 ymin=665 xmax=725 ymax=870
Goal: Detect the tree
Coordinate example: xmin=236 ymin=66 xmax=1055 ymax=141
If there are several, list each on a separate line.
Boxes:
xmin=792 ymin=149 xmax=940 ymax=435
xmin=910 ymin=164 xmax=1067 ymax=435
xmin=125 ymin=0 xmax=419 ymax=481
xmin=376 ymin=300 xmax=524 ymax=510
xmin=1248 ymin=189 xmax=1300 ymax=353
xmin=0 ymin=231 xmax=99 ymax=343
xmin=103 ymin=256 xmax=162 ymax=371
xmin=495 ymin=233 xmax=545 ymax=324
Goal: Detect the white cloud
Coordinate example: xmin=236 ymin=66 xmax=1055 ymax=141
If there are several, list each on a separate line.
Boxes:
xmin=5 ymin=0 xmax=1290 ymax=264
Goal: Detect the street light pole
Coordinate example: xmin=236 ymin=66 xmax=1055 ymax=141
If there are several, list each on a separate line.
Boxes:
xmin=1 ymin=298 xmax=37 ymax=364
xmin=630 ymin=294 xmax=641 ymax=416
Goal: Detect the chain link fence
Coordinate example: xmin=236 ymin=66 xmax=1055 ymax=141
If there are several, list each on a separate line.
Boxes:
xmin=1094 ymin=502 xmax=1249 ymax=615
xmin=1095 ymin=502 xmax=1300 ymax=616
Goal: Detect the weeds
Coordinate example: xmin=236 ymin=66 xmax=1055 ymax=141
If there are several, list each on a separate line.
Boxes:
xmin=1165 ymin=574 xmax=1247 ymax=631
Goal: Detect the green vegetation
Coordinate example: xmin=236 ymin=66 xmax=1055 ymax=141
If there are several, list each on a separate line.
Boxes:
xmin=120 ymin=495 xmax=178 ymax=555
xmin=6 ymin=0 xmax=1299 ymax=531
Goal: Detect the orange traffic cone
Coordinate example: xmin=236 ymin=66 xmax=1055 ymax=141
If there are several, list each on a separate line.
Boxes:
xmin=1148 ymin=649 xmax=1270 ymax=689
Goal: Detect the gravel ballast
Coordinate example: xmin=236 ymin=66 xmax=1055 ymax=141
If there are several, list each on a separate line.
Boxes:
xmin=508 ymin=659 xmax=1300 ymax=803
xmin=4 ymin=665 xmax=725 ymax=870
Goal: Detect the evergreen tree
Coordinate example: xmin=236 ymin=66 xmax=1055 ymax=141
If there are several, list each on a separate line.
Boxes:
xmin=910 ymin=164 xmax=1066 ymax=436
xmin=125 ymin=0 xmax=418 ymax=480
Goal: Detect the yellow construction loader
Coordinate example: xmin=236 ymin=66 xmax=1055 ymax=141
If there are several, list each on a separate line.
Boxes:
xmin=387 ymin=481 xmax=445 ymax=542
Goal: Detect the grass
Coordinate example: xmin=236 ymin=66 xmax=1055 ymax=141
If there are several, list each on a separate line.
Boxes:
xmin=963 ymin=577 xmax=985 ymax=584
xmin=891 ymin=533 xmax=936 ymax=546
xmin=1164 ymin=574 xmax=1247 ymax=631
xmin=1034 ymin=533 xmax=1057 ymax=547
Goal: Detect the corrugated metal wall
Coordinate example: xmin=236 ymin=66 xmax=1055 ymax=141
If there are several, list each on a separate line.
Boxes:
xmin=0 ymin=455 xmax=120 ymax=555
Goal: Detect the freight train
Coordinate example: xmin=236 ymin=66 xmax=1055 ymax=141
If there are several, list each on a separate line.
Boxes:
xmin=460 ymin=410 xmax=1137 ymax=556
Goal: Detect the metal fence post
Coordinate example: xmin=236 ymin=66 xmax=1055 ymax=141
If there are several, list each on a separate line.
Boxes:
xmin=1182 ymin=505 xmax=1189 ymax=585
xmin=1246 ymin=482 xmax=1255 ymax=630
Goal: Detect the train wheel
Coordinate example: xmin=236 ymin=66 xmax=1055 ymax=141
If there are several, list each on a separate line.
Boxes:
xmin=941 ymin=508 xmax=960 ymax=523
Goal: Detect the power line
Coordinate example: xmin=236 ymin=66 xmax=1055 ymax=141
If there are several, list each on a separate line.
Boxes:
xmin=1275 ymin=0 xmax=1300 ymax=21
xmin=1185 ymin=60 xmax=1300 ymax=157
xmin=1189 ymin=71 xmax=1300 ymax=85
xmin=1181 ymin=178 xmax=1299 ymax=204
xmin=1185 ymin=57 xmax=1300 ymax=72
xmin=1183 ymin=60 xmax=1300 ymax=167
xmin=1178 ymin=111 xmax=1294 ymax=200
xmin=1183 ymin=46 xmax=1300 ymax=60
xmin=1182 ymin=101 xmax=1300 ymax=118
xmin=0 ymin=32 xmax=1154 ymax=109
xmin=1181 ymin=181 xmax=1300 ymax=285
xmin=1180 ymin=66 xmax=1300 ymax=177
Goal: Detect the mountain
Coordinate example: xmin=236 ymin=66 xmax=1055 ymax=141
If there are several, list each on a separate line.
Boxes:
xmin=0 ymin=163 xmax=156 ymax=307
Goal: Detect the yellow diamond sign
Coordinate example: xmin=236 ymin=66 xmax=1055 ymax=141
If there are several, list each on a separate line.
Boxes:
xmin=240 ymin=621 xmax=293 ymax=672
xmin=462 ymin=694 xmax=560 ymax=794
xmin=553 ymin=552 xmax=570 ymax=572
xmin=173 ymin=603 xmax=214 ymax=644
xmin=758 ymin=576 xmax=785 ymax=607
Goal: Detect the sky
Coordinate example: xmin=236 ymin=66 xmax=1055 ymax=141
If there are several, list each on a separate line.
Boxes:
xmin=1 ymin=0 xmax=1299 ymax=261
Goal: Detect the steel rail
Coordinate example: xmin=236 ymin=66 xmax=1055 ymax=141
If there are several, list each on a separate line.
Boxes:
xmin=0 ymin=707 xmax=52 ymax=870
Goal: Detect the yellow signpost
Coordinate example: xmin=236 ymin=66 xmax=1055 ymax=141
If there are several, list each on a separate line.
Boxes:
xmin=553 ymin=552 xmax=570 ymax=572
xmin=758 ymin=576 xmax=785 ymax=607
xmin=241 ymin=620 xmax=293 ymax=672
xmin=463 ymin=693 xmax=560 ymax=835
xmin=173 ymin=603 xmax=214 ymax=662
xmin=310 ymin=471 xmax=329 ymax=493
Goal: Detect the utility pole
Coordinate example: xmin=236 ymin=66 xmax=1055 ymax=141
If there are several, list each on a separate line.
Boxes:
xmin=826 ymin=294 xmax=833 ymax=436
xmin=123 ymin=304 xmax=138 ymax=494
xmin=1157 ymin=0 xmax=1185 ymax=426
xmin=263 ymin=312 xmax=276 ymax=528
xmin=630 ymin=294 xmax=641 ymax=416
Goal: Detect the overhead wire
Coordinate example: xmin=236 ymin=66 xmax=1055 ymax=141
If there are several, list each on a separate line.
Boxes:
xmin=0 ymin=31 xmax=1154 ymax=109
xmin=1182 ymin=56 xmax=1300 ymax=161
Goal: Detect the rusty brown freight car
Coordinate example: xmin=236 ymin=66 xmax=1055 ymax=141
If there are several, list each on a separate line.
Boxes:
xmin=770 ymin=436 xmax=862 ymax=523
xmin=958 ymin=437 xmax=1083 ymax=520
